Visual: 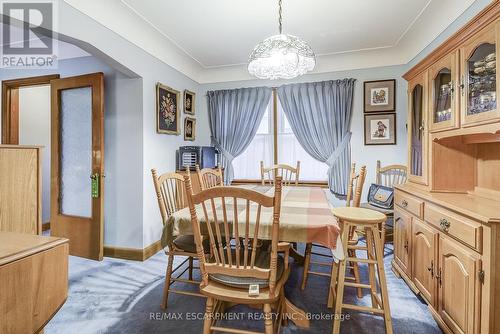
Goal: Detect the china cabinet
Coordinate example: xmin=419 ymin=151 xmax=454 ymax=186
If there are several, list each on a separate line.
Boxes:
xmin=408 ymin=71 xmax=429 ymax=185
xmin=429 ymin=51 xmax=460 ymax=132
xmin=395 ymin=2 xmax=500 ymax=334
xmin=460 ymin=21 xmax=500 ymax=127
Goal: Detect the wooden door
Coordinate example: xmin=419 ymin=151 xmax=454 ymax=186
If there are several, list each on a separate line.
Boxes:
xmin=412 ymin=218 xmax=437 ymax=306
xmin=460 ymin=21 xmax=500 ymax=127
xmin=394 ymin=210 xmax=412 ymax=277
xmin=50 ymin=73 xmax=104 ymax=260
xmin=438 ymin=236 xmax=481 ymax=334
xmin=429 ymin=50 xmax=460 ymax=133
xmin=407 ymin=70 xmax=429 ymax=185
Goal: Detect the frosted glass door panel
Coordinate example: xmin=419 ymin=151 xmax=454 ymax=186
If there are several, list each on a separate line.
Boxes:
xmin=60 ymin=87 xmax=92 ymax=218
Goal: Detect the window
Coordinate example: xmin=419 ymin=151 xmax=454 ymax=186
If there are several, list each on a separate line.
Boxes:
xmin=233 ymin=91 xmax=328 ymax=182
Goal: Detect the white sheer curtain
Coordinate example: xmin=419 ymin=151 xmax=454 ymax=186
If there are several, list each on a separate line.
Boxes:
xmin=277 ymin=100 xmax=329 ymax=181
xmin=233 ymin=95 xmax=329 ymax=182
xmin=233 ymin=104 xmax=273 ymax=180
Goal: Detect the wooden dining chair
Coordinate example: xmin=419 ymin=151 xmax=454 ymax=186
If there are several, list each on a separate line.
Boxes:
xmin=260 ymin=161 xmax=300 ymax=186
xmin=152 ymin=169 xmax=210 ymax=309
xmin=360 ymin=160 xmax=408 ymax=245
xmin=185 ymin=176 xmax=290 ymax=334
xmin=302 ymin=164 xmax=367 ymax=299
xmin=195 ymin=164 xmax=224 ymax=190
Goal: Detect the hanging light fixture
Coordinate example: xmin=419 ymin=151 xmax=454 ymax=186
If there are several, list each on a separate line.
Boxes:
xmin=248 ymin=0 xmax=315 ymax=80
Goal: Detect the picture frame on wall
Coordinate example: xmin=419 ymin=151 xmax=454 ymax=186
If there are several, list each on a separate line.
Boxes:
xmin=184 ymin=90 xmax=195 ymax=115
xmin=364 ymin=79 xmax=396 ymax=112
xmin=184 ymin=117 xmax=196 ymax=141
xmin=364 ymin=113 xmax=396 ymax=145
xmin=156 ymin=83 xmax=180 ymax=135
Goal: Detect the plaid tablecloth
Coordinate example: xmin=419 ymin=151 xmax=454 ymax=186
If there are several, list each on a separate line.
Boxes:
xmin=161 ymin=185 xmax=344 ymax=260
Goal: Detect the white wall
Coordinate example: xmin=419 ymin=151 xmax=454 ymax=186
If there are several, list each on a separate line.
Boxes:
xmin=18 ymin=85 xmax=51 ymax=223
xmin=199 ymin=65 xmax=408 ymax=198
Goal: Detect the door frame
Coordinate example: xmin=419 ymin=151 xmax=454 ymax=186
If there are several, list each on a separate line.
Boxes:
xmin=1 ymin=75 xmax=60 ymax=144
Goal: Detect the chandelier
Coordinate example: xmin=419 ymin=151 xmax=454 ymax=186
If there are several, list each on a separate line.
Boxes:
xmin=248 ymin=0 xmax=316 ymax=80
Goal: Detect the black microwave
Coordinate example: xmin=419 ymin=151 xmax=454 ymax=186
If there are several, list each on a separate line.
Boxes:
xmin=176 ymin=146 xmax=220 ymax=171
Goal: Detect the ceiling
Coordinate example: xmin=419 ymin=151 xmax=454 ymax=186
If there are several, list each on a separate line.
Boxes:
xmin=122 ymin=0 xmax=432 ymax=68
xmin=63 ymin=0 xmax=481 ymax=83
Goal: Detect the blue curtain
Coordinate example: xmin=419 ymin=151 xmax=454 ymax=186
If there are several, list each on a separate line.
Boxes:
xmin=207 ymin=87 xmax=272 ymax=184
xmin=277 ymin=79 xmax=356 ymax=195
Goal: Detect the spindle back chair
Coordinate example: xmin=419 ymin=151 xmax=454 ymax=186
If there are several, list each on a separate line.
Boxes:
xmin=151 ymin=169 xmax=206 ymax=309
xmin=376 ymin=160 xmax=407 ymax=187
xmin=196 ymin=165 xmax=224 ymax=190
xmin=185 ymin=176 xmax=289 ymax=334
xmin=260 ymin=161 xmax=300 ymax=186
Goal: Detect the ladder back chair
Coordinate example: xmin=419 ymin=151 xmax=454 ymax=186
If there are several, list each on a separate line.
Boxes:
xmin=361 ymin=160 xmax=408 ymax=245
xmin=196 ymin=164 xmax=224 ymax=190
xmin=185 ymin=176 xmax=290 ymax=334
xmin=302 ymin=164 xmax=367 ymax=299
xmin=260 ymin=161 xmax=300 ymax=186
xmin=151 ymin=169 xmax=209 ymax=309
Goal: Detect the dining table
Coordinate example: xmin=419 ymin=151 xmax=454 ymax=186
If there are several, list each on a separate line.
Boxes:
xmin=161 ymin=184 xmax=344 ymax=329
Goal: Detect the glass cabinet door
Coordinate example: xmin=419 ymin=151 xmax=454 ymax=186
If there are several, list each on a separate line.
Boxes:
xmin=408 ymin=71 xmax=428 ymax=185
xmin=461 ymin=22 xmax=500 ymax=126
xmin=429 ymin=52 xmax=459 ymax=132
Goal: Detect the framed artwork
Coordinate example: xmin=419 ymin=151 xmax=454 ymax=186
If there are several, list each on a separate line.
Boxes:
xmin=156 ymin=83 xmax=180 ymax=135
xmin=184 ymin=117 xmax=196 ymax=141
xmin=364 ymin=113 xmax=396 ymax=145
xmin=184 ymin=90 xmax=195 ymax=115
xmin=364 ymin=79 xmax=396 ymax=112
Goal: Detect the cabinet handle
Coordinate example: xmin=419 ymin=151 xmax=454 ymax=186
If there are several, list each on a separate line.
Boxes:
xmin=401 ymin=200 xmax=408 ymax=208
xmin=449 ymin=81 xmax=455 ymax=100
xmin=395 ymin=217 xmax=401 ymax=222
xmin=404 ymin=240 xmax=409 ymax=252
xmin=436 ymin=268 xmax=442 ymax=286
xmin=440 ymin=218 xmax=451 ymax=232
xmin=427 ymin=260 xmax=434 ymax=277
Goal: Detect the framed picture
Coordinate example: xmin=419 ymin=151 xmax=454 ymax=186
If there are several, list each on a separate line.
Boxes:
xmin=364 ymin=79 xmax=396 ymax=113
xmin=184 ymin=90 xmax=195 ymax=115
xmin=156 ymin=83 xmax=180 ymax=135
xmin=364 ymin=113 xmax=396 ymax=145
xmin=184 ymin=117 xmax=196 ymax=141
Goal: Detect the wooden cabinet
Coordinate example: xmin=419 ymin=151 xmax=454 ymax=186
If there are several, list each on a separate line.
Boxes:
xmin=460 ymin=21 xmax=500 ymax=127
xmin=438 ymin=236 xmax=481 ymax=334
xmin=408 ymin=71 xmax=429 ymax=185
xmin=412 ymin=218 xmax=437 ymax=306
xmin=394 ymin=210 xmax=412 ymax=278
xmin=400 ymin=3 xmax=500 ymax=333
xmin=0 ymin=145 xmax=42 ymax=235
xmin=429 ymin=51 xmax=460 ymax=133
xmin=0 ymin=232 xmax=68 ymax=334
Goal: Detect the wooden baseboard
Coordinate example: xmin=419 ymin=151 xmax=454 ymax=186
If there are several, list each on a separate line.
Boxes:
xmin=103 ymin=240 xmax=163 ymax=261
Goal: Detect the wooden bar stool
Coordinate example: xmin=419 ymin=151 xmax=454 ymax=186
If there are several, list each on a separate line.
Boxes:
xmin=330 ymin=206 xmax=393 ymax=334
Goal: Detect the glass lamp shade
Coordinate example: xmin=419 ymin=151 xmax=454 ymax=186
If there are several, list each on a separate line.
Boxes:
xmin=248 ymin=34 xmax=316 ymax=80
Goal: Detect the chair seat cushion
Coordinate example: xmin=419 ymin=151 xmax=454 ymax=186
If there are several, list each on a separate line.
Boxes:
xmin=209 ymin=250 xmax=285 ymax=289
xmin=172 ymin=235 xmax=210 ymax=254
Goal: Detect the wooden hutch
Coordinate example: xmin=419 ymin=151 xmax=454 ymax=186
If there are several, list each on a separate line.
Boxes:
xmin=393 ymin=2 xmax=500 ymax=334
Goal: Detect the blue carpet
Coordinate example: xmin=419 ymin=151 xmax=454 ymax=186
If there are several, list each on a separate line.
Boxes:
xmin=45 ymin=242 xmax=442 ymax=334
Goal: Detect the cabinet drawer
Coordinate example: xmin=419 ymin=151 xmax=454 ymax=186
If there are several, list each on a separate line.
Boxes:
xmin=425 ymin=204 xmax=482 ymax=252
xmin=395 ymin=192 xmax=424 ymax=218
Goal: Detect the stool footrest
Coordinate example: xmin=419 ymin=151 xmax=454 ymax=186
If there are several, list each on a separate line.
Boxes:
xmin=344 ymin=282 xmax=371 ymax=289
xmin=308 ymin=271 xmax=331 ymax=277
xmin=310 ymin=260 xmax=332 ymax=266
xmin=347 ymin=245 xmax=369 ymax=250
xmin=346 ymin=257 xmax=377 ymax=264
xmin=341 ymin=303 xmax=385 ymax=314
